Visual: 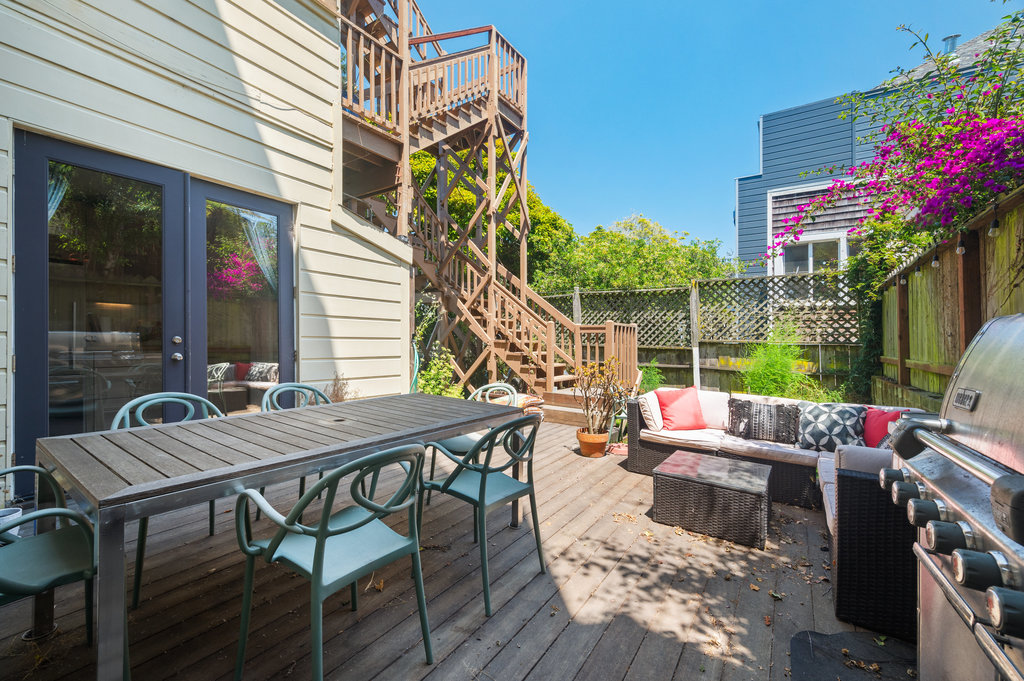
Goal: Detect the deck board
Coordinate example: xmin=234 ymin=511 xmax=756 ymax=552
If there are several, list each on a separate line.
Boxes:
xmin=1 ymin=422 xmax=857 ymax=681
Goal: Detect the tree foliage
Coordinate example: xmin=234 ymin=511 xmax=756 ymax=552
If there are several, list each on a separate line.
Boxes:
xmin=532 ymin=214 xmax=737 ymax=294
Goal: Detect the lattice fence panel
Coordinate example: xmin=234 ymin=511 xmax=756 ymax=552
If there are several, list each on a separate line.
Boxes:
xmin=543 ymin=272 xmax=858 ymax=348
xmin=546 ymin=289 xmax=692 ymax=347
xmin=698 ymin=273 xmax=858 ymax=344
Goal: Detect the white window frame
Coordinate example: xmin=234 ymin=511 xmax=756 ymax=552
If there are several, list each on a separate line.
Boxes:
xmin=766 ymin=183 xmax=856 ymax=276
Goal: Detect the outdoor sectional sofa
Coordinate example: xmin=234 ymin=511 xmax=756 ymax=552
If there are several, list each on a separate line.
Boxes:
xmin=207 ymin=361 xmax=280 ymax=413
xmin=626 ymin=389 xmax=916 ymax=509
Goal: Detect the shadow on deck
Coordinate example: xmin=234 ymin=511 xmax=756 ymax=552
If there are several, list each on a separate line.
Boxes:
xmin=0 ymin=422 xmax=857 ymax=680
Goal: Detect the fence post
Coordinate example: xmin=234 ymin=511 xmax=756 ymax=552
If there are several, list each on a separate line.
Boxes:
xmin=546 ymin=321 xmax=556 ymax=393
xmin=572 ymin=286 xmax=581 ymax=324
xmin=690 ymin=281 xmax=701 ymax=389
xmin=897 ymin=277 xmax=911 ymax=387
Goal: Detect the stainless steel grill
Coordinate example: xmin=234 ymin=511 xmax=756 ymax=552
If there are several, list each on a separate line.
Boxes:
xmin=883 ymin=314 xmax=1024 ymax=681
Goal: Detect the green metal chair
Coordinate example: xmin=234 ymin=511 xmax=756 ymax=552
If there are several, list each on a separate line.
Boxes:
xmin=259 ymin=383 xmax=333 ymax=514
xmin=421 ymin=413 xmax=544 ymax=616
xmin=0 ymin=466 xmax=95 ymax=644
xmin=234 ymin=444 xmax=433 ymax=681
xmin=111 ymin=392 xmax=224 ymax=609
xmin=426 ymin=382 xmax=518 ymax=504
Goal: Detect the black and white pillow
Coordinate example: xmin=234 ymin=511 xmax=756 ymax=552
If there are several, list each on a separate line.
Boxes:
xmin=207 ymin=362 xmax=230 ymax=383
xmin=750 ymin=403 xmax=800 ymax=444
xmin=798 ymin=403 xmax=866 ymax=452
xmin=876 ymin=432 xmax=894 ymax=450
xmin=727 ymin=398 xmax=751 ymax=437
xmin=245 ymin=362 xmax=279 ymax=383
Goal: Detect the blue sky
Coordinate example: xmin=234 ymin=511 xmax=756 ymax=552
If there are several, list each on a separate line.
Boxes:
xmin=423 ymin=1 xmax=1015 ymax=255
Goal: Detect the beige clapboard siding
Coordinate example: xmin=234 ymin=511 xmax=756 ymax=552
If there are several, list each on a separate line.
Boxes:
xmin=0 ymin=0 xmax=414 ymax=429
xmin=0 ymin=117 xmax=9 ymax=485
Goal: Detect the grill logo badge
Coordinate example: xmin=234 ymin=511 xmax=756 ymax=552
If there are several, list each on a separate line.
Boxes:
xmin=952 ymin=388 xmax=981 ymax=412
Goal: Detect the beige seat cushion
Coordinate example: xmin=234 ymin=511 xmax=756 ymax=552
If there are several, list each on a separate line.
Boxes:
xmin=822 ymin=481 xmax=837 ymax=537
xmin=835 ymin=444 xmax=895 ymax=475
xmin=639 ymin=427 xmax=723 ymax=452
xmin=817 ymin=455 xmax=836 ymax=491
xmin=718 ymin=434 xmax=820 ymax=467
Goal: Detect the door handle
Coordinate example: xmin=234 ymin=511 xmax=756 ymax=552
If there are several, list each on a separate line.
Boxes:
xmin=170 ymin=353 xmax=184 ymax=361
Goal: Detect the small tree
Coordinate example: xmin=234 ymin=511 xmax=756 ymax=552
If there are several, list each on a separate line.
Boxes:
xmin=574 ymin=358 xmax=631 ymax=434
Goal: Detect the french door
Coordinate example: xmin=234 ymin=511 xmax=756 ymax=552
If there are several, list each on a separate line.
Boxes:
xmin=13 ymin=132 xmax=293 ymax=496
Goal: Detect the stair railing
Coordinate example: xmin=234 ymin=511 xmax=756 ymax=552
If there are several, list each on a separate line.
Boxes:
xmin=578 ymin=322 xmax=639 ymax=387
xmin=340 ymin=14 xmax=401 ymax=135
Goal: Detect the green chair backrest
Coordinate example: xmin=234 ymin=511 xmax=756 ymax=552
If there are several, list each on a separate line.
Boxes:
xmin=111 ymin=392 xmax=224 ymax=429
xmin=239 ymin=445 xmax=424 ymax=569
xmin=468 ymin=382 xmax=517 ymax=404
xmin=261 ymin=382 xmax=332 ymax=411
xmin=439 ymin=414 xmax=541 ymax=493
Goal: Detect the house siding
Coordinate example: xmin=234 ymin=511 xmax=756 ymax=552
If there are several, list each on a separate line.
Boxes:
xmin=0 ymin=0 xmax=413 ymax=485
xmin=736 ymin=96 xmax=859 ymax=273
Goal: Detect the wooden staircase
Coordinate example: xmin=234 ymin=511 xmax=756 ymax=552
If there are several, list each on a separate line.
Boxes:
xmin=337 ymin=2 xmax=637 ymax=395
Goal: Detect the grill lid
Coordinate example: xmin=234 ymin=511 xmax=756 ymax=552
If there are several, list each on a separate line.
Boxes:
xmin=941 ymin=314 xmax=1024 ymax=475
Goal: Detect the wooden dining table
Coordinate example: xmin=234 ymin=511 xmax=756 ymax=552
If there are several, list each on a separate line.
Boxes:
xmin=32 ymin=393 xmax=522 ymax=681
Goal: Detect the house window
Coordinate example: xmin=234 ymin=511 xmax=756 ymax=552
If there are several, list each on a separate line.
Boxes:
xmin=782 ymin=239 xmax=840 ymax=274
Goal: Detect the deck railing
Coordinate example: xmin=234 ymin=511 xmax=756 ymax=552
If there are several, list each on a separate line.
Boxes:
xmin=579 ymin=322 xmax=640 ymax=387
xmin=341 ymin=16 xmax=401 ymax=134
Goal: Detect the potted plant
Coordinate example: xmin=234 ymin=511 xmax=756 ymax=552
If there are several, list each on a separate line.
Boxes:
xmin=573 ymin=358 xmax=630 ymax=457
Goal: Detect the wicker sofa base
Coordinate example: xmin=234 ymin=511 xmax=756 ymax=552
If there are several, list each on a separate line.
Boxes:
xmin=832 ymin=469 xmax=917 ymax=641
xmin=627 ymin=434 xmax=820 ymax=509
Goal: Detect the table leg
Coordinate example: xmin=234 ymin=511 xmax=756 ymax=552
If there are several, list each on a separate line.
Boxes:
xmin=29 ymin=471 xmax=58 ymax=639
xmin=96 ymin=506 xmax=128 ymax=680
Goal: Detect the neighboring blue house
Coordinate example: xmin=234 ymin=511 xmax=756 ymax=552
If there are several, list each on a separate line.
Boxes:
xmin=735 ymin=31 xmax=987 ymax=275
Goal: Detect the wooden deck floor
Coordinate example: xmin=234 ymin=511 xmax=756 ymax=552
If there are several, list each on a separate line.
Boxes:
xmin=1 ymin=422 xmax=855 ymax=680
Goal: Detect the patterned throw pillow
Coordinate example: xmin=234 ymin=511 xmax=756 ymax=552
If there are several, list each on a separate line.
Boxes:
xmin=245 ymin=362 xmax=279 ymax=383
xmin=728 ymin=398 xmax=752 ymax=437
xmin=876 ymin=432 xmax=894 ymax=450
xmin=749 ymin=403 xmax=800 ymax=444
xmin=798 ymin=403 xmax=866 ymax=452
xmin=207 ymin=363 xmax=230 ymax=383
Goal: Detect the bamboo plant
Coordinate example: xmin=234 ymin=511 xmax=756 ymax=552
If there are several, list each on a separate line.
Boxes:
xmin=574 ymin=358 xmax=631 ymax=435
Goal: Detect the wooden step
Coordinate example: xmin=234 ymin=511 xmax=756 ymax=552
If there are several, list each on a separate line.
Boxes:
xmin=540 ymin=404 xmax=587 ymax=428
xmin=541 ymin=389 xmax=583 ymax=409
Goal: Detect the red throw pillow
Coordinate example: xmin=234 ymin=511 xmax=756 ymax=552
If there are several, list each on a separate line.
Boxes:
xmin=656 ymin=387 xmax=707 ymax=431
xmin=864 ymin=407 xmax=907 ymax=447
xmin=235 ymin=362 xmax=252 ymax=381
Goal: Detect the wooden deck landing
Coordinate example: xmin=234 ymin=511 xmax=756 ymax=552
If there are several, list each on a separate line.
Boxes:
xmin=1 ymin=423 xmax=854 ymax=680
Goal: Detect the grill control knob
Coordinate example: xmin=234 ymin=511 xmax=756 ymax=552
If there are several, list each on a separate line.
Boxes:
xmin=891 ymin=481 xmax=923 ymax=507
xmin=907 ymin=498 xmax=946 ymax=527
xmin=953 ymin=550 xmax=1006 ymax=590
xmin=987 ymin=587 xmax=1024 ymax=638
xmin=880 ymin=468 xmax=908 ymax=491
xmin=925 ymin=520 xmax=973 ymax=553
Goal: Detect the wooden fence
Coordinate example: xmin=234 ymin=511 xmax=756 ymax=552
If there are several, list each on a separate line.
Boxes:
xmin=546 ymin=272 xmax=860 ymax=393
xmin=877 ymin=186 xmax=1024 ymax=411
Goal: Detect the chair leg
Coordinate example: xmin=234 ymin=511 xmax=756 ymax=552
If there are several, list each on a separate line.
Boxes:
xmin=132 ymin=517 xmax=149 ymax=610
xmin=311 ymin=593 xmax=324 ymax=681
xmin=208 ymin=499 xmax=215 ymax=536
xmin=84 ymin=576 xmax=94 ymax=646
xmin=255 ymin=487 xmax=266 ymax=521
xmin=529 ymin=492 xmax=546 ymax=574
xmin=477 ymin=507 xmax=492 ymax=616
xmin=299 ymin=476 xmax=306 ymax=497
xmin=235 ymin=557 xmax=256 ymax=681
xmin=473 ymin=511 xmax=478 ymax=543
xmin=426 ymin=447 xmax=437 ymax=505
xmin=350 ymin=582 xmax=358 ymax=611
xmin=411 ymin=550 xmax=433 ymax=663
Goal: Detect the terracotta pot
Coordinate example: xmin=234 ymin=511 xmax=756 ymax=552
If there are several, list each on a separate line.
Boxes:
xmin=576 ymin=428 xmax=609 ymax=458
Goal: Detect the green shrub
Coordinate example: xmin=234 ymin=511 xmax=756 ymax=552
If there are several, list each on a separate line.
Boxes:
xmin=741 ymin=325 xmax=845 ymax=402
xmin=417 ymin=344 xmax=465 ymax=399
xmin=638 ymin=358 xmax=665 ymax=394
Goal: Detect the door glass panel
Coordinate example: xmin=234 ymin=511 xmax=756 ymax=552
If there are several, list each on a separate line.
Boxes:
xmin=206 ymin=201 xmax=279 ymax=414
xmin=47 ymin=162 xmax=163 ymax=434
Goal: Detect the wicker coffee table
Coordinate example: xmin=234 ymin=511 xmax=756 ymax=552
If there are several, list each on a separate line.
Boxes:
xmin=652 ymin=449 xmax=772 ymax=549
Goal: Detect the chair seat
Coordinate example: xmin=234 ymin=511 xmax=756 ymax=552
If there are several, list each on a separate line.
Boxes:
xmin=255 ymin=506 xmax=416 ymax=592
xmin=0 ymin=526 xmax=93 ymax=596
xmin=425 ymin=470 xmax=532 ymax=512
xmin=435 ymin=431 xmax=487 ymax=454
